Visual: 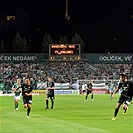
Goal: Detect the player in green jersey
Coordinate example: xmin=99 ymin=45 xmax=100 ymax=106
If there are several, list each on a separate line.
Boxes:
xmin=12 ymin=78 xmax=22 ymax=111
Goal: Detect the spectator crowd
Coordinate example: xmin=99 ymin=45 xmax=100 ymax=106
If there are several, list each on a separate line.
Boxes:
xmin=0 ymin=62 xmax=131 ymax=92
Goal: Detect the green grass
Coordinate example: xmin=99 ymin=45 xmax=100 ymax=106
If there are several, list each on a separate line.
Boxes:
xmin=0 ymin=94 xmax=133 ymax=133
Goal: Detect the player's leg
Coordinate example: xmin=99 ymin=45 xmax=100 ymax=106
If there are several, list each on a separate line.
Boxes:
xmin=123 ymin=99 xmax=130 ymax=114
xmin=91 ymin=92 xmax=93 ymax=100
xmin=83 ymin=90 xmax=85 ymax=95
xmin=27 ymin=104 xmax=31 ymax=118
xmin=26 ymin=98 xmax=32 ymax=118
xmin=23 ymin=97 xmax=29 ymax=117
xmin=23 ymin=101 xmax=28 ymax=117
xmin=110 ymin=91 xmax=113 ymax=99
xmin=14 ymin=97 xmax=18 ymax=111
xmin=23 ymin=97 xmax=27 ymax=108
xmin=112 ymin=95 xmax=124 ymax=120
xmin=50 ymin=96 xmax=54 ymax=109
xmin=15 ymin=99 xmax=19 ymax=110
xmin=14 ymin=96 xmax=18 ymax=111
xmin=85 ymin=93 xmax=88 ymax=101
xmin=112 ymin=102 xmax=122 ymax=120
xmin=45 ymin=96 xmax=49 ymax=109
xmin=123 ymin=104 xmax=128 ymax=114
xmin=15 ymin=96 xmax=20 ymax=111
xmin=114 ymin=103 xmax=121 ymax=117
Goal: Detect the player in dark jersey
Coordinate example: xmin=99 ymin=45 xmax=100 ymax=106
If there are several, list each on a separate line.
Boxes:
xmin=45 ymin=77 xmax=55 ymax=110
xmin=21 ymin=78 xmax=32 ymax=118
xmin=111 ymin=73 xmax=133 ymax=120
xmin=85 ymin=80 xmax=93 ymax=101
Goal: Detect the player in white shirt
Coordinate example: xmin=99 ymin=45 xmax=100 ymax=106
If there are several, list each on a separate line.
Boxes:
xmin=82 ymin=83 xmax=86 ymax=95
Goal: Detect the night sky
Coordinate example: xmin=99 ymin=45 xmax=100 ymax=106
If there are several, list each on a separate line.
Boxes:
xmin=1 ymin=0 xmax=133 ymax=53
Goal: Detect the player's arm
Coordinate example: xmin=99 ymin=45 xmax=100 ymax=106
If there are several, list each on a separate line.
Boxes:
xmin=12 ymin=85 xmax=21 ymax=93
xmin=46 ymin=87 xmax=50 ymax=90
xmin=25 ymin=92 xmax=32 ymax=96
xmin=12 ymin=84 xmax=16 ymax=92
xmin=87 ymin=87 xmax=91 ymax=90
xmin=25 ymin=86 xmax=32 ymax=96
xmin=12 ymin=86 xmax=15 ymax=92
xmin=111 ymin=85 xmax=120 ymax=100
xmin=49 ymin=86 xmax=54 ymax=90
xmin=47 ymin=82 xmax=55 ymax=90
xmin=48 ymin=84 xmax=55 ymax=90
xmin=86 ymin=86 xmax=88 ymax=90
xmin=111 ymin=81 xmax=122 ymax=99
xmin=86 ymin=84 xmax=89 ymax=90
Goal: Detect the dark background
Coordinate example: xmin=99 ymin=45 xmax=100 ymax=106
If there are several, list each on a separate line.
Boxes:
xmin=1 ymin=0 xmax=133 ymax=53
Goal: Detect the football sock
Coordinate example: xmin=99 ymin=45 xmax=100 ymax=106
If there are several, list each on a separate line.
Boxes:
xmin=46 ymin=100 xmax=48 ymax=108
xmin=86 ymin=96 xmax=87 ymax=100
xmin=27 ymin=108 xmax=31 ymax=116
xmin=51 ymin=100 xmax=54 ymax=108
xmin=15 ymin=103 xmax=18 ymax=109
xmin=114 ymin=108 xmax=119 ymax=117
xmin=124 ymin=109 xmax=126 ymax=113
xmin=91 ymin=94 xmax=93 ymax=99
xmin=123 ymin=107 xmax=128 ymax=114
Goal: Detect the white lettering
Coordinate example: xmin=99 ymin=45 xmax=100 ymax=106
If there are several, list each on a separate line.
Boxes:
xmin=0 ymin=55 xmax=3 ymax=61
xmin=13 ymin=56 xmax=35 ymax=61
xmin=124 ymin=56 xmax=132 ymax=61
xmin=4 ymin=56 xmax=11 ymax=61
xmin=99 ymin=56 xmax=123 ymax=61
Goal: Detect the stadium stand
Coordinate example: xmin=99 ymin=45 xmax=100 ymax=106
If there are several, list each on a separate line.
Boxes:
xmin=0 ymin=62 xmax=131 ymax=93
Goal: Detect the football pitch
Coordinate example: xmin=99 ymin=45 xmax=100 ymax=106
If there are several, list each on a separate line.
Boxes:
xmin=0 ymin=94 xmax=133 ymax=133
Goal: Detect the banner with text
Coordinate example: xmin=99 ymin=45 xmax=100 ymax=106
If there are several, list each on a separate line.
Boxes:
xmin=81 ymin=54 xmax=133 ymax=64
xmin=0 ymin=53 xmax=48 ymax=63
xmin=0 ymin=53 xmax=133 ymax=64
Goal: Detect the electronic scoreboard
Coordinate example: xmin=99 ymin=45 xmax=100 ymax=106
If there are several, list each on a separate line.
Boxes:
xmin=49 ymin=44 xmax=81 ymax=60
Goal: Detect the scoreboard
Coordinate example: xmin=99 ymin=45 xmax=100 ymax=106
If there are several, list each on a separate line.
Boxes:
xmin=49 ymin=44 xmax=81 ymax=60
